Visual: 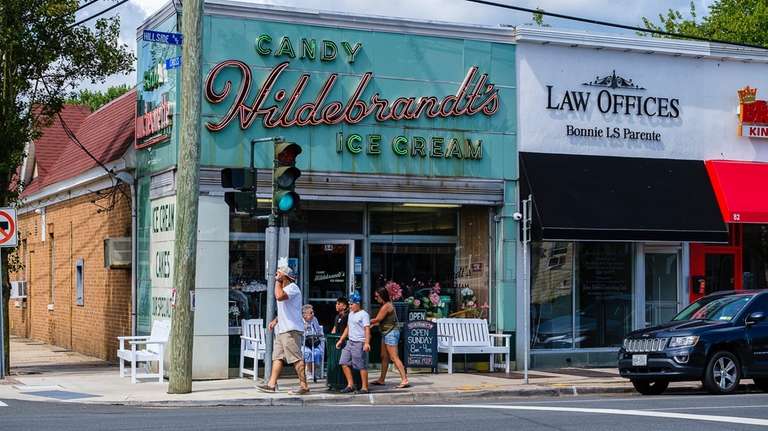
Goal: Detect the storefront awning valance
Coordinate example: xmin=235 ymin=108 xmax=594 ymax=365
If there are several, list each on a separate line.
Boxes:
xmin=706 ymin=160 xmax=768 ymax=224
xmin=520 ymin=152 xmax=728 ymax=242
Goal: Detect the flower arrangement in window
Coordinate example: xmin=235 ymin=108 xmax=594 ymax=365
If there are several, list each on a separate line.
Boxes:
xmin=385 ymin=280 xmax=403 ymax=301
xmin=453 ymin=287 xmax=489 ymax=319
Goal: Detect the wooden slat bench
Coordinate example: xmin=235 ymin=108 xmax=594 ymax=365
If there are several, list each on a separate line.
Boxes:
xmin=437 ymin=318 xmax=511 ymax=374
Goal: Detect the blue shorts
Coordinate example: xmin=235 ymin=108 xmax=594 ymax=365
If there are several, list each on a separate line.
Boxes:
xmin=383 ymin=329 xmax=400 ymax=346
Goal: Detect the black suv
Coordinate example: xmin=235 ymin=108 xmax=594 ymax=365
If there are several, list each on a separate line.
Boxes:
xmin=618 ymin=290 xmax=768 ymax=395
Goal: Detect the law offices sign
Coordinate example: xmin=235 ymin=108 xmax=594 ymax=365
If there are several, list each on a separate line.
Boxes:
xmin=545 ymin=70 xmax=680 ymax=142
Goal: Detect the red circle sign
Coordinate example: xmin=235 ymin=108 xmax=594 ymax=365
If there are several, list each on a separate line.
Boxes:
xmin=0 ymin=210 xmax=16 ymax=245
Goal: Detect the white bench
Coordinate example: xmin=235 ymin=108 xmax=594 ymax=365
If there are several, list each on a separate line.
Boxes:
xmin=239 ymin=319 xmax=266 ymax=381
xmin=437 ymin=318 xmax=511 ymax=374
xmin=117 ymin=319 xmax=170 ymax=383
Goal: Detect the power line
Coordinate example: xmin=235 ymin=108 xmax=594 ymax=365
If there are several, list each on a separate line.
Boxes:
xmin=70 ymin=0 xmax=130 ymax=28
xmin=76 ymin=0 xmax=102 ymax=12
xmin=466 ymin=0 xmax=768 ymax=50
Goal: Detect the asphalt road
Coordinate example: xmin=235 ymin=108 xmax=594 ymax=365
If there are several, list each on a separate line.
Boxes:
xmin=4 ymin=392 xmax=768 ymax=430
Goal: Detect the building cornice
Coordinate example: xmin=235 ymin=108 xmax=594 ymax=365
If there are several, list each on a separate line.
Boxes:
xmin=139 ymin=0 xmax=515 ymax=43
xmin=514 ymin=27 xmax=768 ymax=64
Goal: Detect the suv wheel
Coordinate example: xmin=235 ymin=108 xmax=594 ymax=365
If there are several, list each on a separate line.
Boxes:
xmin=631 ymin=379 xmax=669 ymax=395
xmin=753 ymin=378 xmax=768 ymax=392
xmin=703 ymin=351 xmax=741 ymax=394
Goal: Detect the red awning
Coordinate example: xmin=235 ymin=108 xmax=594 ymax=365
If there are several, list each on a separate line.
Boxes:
xmin=706 ymin=160 xmax=768 ymax=223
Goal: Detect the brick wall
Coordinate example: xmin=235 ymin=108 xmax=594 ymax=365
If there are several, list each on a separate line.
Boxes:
xmin=8 ymin=186 xmax=132 ymax=361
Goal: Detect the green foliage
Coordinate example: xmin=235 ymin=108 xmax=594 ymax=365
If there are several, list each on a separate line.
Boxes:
xmin=642 ymin=0 xmax=768 ymax=47
xmin=66 ymin=84 xmax=132 ymax=111
xmin=0 ymin=0 xmax=134 ymax=205
xmin=532 ymin=8 xmax=547 ymax=27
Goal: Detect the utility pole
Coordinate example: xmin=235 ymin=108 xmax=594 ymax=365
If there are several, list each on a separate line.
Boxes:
xmin=521 ymin=195 xmax=532 ymax=385
xmin=168 ymin=0 xmax=203 ymax=394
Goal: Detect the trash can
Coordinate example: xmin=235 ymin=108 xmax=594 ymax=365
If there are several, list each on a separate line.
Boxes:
xmin=326 ymin=334 xmax=362 ymax=391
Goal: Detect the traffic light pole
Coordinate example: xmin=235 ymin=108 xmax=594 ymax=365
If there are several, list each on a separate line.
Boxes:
xmin=252 ymin=136 xmax=282 ymax=383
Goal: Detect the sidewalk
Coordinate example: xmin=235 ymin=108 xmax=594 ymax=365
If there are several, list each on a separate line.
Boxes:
xmin=0 ymin=336 xmax=699 ymax=406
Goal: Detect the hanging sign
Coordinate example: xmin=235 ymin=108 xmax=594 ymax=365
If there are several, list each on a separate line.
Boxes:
xmin=135 ymin=99 xmax=173 ymax=149
xmin=0 ymin=208 xmax=18 ymax=248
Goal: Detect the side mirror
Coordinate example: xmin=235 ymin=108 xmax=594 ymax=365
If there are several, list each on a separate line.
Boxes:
xmin=746 ymin=311 xmax=766 ymax=326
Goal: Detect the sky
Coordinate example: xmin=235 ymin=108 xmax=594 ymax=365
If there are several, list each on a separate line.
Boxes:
xmin=75 ymin=0 xmax=716 ymax=92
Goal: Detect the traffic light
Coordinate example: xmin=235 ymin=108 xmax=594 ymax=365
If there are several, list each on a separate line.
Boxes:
xmin=221 ymin=168 xmax=256 ymax=214
xmin=272 ymin=142 xmax=302 ymax=215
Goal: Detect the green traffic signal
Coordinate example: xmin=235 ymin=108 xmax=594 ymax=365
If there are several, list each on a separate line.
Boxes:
xmin=274 ymin=190 xmax=299 ymax=213
xmin=273 ymin=141 xmax=302 ymax=216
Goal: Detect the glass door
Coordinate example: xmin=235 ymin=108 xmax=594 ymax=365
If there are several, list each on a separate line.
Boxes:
xmin=306 ymin=240 xmax=354 ymax=329
xmin=644 ymin=252 xmax=680 ymax=327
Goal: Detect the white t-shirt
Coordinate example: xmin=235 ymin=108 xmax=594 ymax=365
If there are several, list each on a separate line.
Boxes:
xmin=276 ymin=282 xmax=303 ymax=334
xmin=347 ymin=309 xmax=371 ymax=342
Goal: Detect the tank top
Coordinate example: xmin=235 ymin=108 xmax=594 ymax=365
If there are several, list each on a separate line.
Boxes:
xmin=380 ymin=304 xmax=398 ymax=334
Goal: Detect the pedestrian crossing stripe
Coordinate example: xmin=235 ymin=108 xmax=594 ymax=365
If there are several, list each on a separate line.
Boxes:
xmin=0 ymin=401 xmax=6 ymax=407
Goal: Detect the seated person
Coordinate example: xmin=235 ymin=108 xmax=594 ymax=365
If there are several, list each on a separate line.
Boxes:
xmin=301 ymin=304 xmax=325 ymax=379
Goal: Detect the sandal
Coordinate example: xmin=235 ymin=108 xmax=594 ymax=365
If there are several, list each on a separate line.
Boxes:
xmin=396 ymin=382 xmax=411 ymax=389
xmin=371 ymin=381 xmax=385 ymax=386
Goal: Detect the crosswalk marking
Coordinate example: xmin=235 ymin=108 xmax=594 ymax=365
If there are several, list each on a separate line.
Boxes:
xmin=0 ymin=401 xmax=7 ymax=407
xmin=419 ymin=404 xmax=768 ymax=427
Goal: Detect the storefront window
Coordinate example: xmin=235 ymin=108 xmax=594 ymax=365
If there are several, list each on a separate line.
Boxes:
xmin=371 ymin=243 xmax=456 ymax=317
xmin=531 ymin=242 xmax=633 ymax=350
xmin=531 ymin=242 xmax=574 ymax=349
xmin=743 ymin=225 xmax=768 ymax=290
xmin=370 ymin=205 xmax=457 ymax=236
xmin=575 ymin=243 xmax=633 ymax=348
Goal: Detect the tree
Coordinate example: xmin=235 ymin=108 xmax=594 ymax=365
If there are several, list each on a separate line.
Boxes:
xmin=66 ymin=84 xmax=132 ymax=111
xmin=0 ymin=0 xmax=134 ymax=374
xmin=642 ymin=0 xmax=768 ymax=47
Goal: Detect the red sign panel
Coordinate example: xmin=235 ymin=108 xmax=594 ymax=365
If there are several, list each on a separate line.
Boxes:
xmin=738 ymin=86 xmax=768 ymax=139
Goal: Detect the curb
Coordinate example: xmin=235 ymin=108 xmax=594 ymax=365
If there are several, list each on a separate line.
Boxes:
xmin=75 ymin=385 xmax=641 ymax=408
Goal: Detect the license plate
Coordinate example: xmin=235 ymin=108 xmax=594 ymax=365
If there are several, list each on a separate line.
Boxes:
xmin=632 ymin=354 xmax=648 ymax=367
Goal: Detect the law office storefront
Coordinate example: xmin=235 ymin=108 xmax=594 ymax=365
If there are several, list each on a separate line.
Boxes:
xmin=135 ymin=2 xmax=518 ymax=378
xmin=514 ymin=27 xmax=768 ymax=368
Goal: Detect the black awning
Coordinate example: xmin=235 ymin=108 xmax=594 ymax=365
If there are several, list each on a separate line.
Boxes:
xmin=520 ymin=152 xmax=728 ymax=242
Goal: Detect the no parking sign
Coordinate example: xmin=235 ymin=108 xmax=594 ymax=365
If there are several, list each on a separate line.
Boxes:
xmin=0 ymin=208 xmax=18 ymax=248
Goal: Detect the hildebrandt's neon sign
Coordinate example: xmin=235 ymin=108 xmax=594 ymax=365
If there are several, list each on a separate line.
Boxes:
xmin=204 ymin=60 xmax=500 ymax=131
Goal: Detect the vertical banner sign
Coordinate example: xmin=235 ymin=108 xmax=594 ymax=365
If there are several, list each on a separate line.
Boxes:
xmin=149 ymin=197 xmax=176 ymax=325
xmin=404 ymin=320 xmax=438 ymax=372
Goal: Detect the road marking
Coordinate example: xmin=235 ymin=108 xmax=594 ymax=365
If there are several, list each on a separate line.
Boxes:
xmin=415 ymin=404 xmax=768 ymax=427
xmin=646 ymin=404 xmax=768 ymax=412
xmin=0 ymin=401 xmax=6 ymax=407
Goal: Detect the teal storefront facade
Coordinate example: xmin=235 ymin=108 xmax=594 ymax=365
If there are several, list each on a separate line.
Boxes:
xmin=136 ymin=2 xmax=518 ymax=378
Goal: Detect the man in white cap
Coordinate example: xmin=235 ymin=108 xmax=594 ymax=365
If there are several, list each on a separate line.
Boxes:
xmin=257 ymin=266 xmax=310 ymax=395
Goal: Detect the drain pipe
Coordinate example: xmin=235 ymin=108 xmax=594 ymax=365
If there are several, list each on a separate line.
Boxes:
xmin=116 ymin=172 xmax=137 ymax=336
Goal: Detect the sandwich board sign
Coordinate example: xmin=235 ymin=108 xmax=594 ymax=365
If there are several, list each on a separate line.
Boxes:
xmin=0 ymin=208 xmax=17 ymax=248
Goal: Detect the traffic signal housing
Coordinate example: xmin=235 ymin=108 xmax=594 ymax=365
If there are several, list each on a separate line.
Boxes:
xmin=273 ymin=142 xmax=302 ymax=215
xmin=221 ymin=168 xmax=256 ymax=214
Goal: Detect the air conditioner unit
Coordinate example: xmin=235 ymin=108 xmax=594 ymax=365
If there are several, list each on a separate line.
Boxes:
xmin=104 ymin=237 xmax=132 ymax=269
xmin=10 ymin=280 xmax=27 ymax=299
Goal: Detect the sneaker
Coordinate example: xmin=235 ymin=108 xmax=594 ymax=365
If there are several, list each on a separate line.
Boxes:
xmin=355 ymin=389 xmax=369 ymax=395
xmin=289 ymin=387 xmax=310 ymax=396
xmin=256 ymin=384 xmax=276 ymax=393
xmin=339 ymin=386 xmax=355 ymax=394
